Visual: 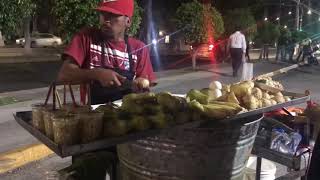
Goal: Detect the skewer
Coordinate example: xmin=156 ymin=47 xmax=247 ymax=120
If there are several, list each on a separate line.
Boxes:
xmin=69 ymin=85 xmax=77 ymax=107
xmin=254 ymin=64 xmax=299 ymax=79
xmin=63 ymin=85 xmax=66 ymax=105
xmin=53 ymin=83 xmax=56 ymax=110
xmin=44 ymin=84 xmax=53 ymax=105
xmin=55 ymin=90 xmax=63 ymax=109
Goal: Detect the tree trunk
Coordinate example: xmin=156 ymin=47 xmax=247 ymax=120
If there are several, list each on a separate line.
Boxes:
xmin=192 ymin=47 xmax=200 ymax=70
xmin=259 ymin=48 xmax=263 ymax=60
xmin=0 ymin=31 xmax=4 ymax=47
xmin=24 ymin=16 xmax=32 ymax=55
xmin=32 ymin=15 xmax=38 ymax=33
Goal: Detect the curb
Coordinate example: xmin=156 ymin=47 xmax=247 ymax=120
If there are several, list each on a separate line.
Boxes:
xmin=0 ymin=143 xmax=53 ymax=174
xmin=0 ymin=56 xmax=61 ymax=64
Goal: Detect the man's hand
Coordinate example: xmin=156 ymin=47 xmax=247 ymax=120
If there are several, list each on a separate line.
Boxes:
xmin=93 ymin=68 xmax=126 ymax=87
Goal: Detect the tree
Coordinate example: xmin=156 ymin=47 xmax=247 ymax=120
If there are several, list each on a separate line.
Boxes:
xmin=256 ymin=22 xmax=280 ymax=60
xmin=52 ymin=0 xmax=142 ymax=43
xmin=175 ymin=0 xmax=224 ymax=69
xmin=224 ymin=8 xmax=257 ymax=41
xmin=256 ymin=22 xmax=280 ymax=45
xmin=291 ymin=30 xmax=309 ymax=44
xmin=0 ymin=0 xmax=36 ymax=50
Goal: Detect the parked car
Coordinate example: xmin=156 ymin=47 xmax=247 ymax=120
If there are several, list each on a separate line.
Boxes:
xmin=16 ymin=33 xmax=63 ymax=47
xmin=193 ymin=43 xmax=214 ymax=59
xmin=190 ymin=42 xmax=225 ymax=63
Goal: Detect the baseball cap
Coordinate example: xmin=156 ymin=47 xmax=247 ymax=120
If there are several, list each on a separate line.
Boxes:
xmin=95 ymin=0 xmax=134 ymax=18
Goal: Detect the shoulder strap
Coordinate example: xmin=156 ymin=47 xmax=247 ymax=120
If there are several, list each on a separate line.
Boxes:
xmin=125 ymin=34 xmax=134 ymax=73
xmin=100 ymin=34 xmax=134 ymax=72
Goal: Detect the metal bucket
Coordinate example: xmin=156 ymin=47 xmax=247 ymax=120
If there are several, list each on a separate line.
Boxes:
xmin=117 ymin=114 xmax=263 ymax=180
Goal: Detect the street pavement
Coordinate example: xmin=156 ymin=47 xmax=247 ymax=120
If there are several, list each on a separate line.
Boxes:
xmin=0 ymin=55 xmax=319 ymax=179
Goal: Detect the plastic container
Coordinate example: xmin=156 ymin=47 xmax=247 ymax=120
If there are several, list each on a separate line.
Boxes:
xmin=77 ymin=111 xmax=104 ymax=144
xmin=52 ymin=112 xmax=80 ymax=146
xmin=31 ymin=103 xmax=45 ymax=133
xmin=62 ymin=104 xmax=91 ymax=113
xmin=244 ymin=156 xmax=277 ymax=180
xmin=43 ymin=108 xmax=64 ymax=140
xmin=42 ymin=109 xmax=54 ymax=140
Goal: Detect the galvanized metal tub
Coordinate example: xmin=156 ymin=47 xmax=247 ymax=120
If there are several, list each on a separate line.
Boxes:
xmin=117 ymin=114 xmax=263 ymax=180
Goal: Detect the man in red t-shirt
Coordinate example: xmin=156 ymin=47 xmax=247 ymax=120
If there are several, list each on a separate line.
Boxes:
xmin=56 ymin=0 xmax=156 ymax=179
xmin=57 ymin=0 xmax=156 ymax=104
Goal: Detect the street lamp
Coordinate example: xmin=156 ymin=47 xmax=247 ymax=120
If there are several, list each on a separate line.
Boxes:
xmin=288 ymin=11 xmax=292 ymax=15
xmin=284 ymin=25 xmax=288 ymax=28
xmin=264 ymin=17 xmax=268 ymax=21
xmin=152 ymin=39 xmax=157 ymax=45
xmin=307 ymin=9 xmax=312 ymax=15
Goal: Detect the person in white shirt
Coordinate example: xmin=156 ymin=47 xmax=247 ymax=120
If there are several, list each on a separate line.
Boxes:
xmin=228 ymin=28 xmax=247 ymax=77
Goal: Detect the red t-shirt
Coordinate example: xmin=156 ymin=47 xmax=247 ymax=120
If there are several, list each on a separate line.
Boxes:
xmin=63 ymin=27 xmax=156 ymax=82
xmin=62 ymin=28 xmax=156 ymax=104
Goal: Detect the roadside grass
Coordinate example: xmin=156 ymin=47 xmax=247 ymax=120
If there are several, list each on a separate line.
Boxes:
xmin=0 ymin=96 xmax=20 ymax=106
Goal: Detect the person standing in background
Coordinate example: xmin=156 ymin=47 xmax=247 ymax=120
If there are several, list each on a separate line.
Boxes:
xmin=245 ymin=40 xmax=250 ymax=62
xmin=228 ymin=27 xmax=247 ymax=77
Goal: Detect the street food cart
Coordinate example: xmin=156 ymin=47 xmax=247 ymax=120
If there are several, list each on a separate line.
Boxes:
xmin=14 ymin=67 xmax=312 ymax=179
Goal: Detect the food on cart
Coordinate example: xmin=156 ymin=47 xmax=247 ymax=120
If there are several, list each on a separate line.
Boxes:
xmin=200 ymin=88 xmax=222 ymax=102
xmin=209 ymin=81 xmax=222 ymax=90
xmin=221 ymin=84 xmax=231 ymax=95
xmin=104 ymin=118 xmax=130 ymax=137
xmin=254 ymin=76 xmax=284 ymax=90
xmin=251 ymin=87 xmax=263 ymax=99
xmin=205 ymin=77 xmax=297 ymax=111
xmin=156 ymin=92 xmax=187 ymax=112
xmin=52 ymin=113 xmax=80 ymax=145
xmin=186 ymin=89 xmax=210 ymax=104
xmin=262 ymin=92 xmax=271 ymax=99
xmin=226 ymin=92 xmax=240 ymax=104
xmin=130 ymin=115 xmax=151 ymax=131
xmin=284 ymin=96 xmax=291 ymax=102
xmin=230 ymin=81 xmax=254 ymax=98
xmin=242 ymin=95 xmax=259 ymax=110
xmin=28 ymin=76 xmax=302 ymax=143
xmin=187 ymin=95 xmax=244 ymax=119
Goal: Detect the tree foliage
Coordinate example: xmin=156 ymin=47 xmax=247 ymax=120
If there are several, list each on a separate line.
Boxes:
xmin=52 ymin=0 xmax=100 ymax=43
xmin=129 ymin=1 xmax=143 ymax=37
xmin=291 ymin=30 xmax=309 ymax=44
xmin=0 ymin=0 xmax=36 ymax=40
xmin=52 ymin=0 xmax=142 ymax=43
xmin=224 ymin=8 xmax=257 ymax=40
xmin=277 ymin=27 xmax=291 ymax=45
xmin=256 ymin=22 xmax=280 ymax=45
xmin=175 ymin=0 xmax=224 ymax=45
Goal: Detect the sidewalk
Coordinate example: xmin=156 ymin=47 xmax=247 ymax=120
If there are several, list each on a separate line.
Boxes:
xmin=0 ymin=47 xmax=62 ymax=64
xmin=0 ymin=48 xmax=269 ymax=64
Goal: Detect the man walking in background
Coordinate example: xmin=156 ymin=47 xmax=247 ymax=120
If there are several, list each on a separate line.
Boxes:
xmin=228 ymin=27 xmax=247 ymax=77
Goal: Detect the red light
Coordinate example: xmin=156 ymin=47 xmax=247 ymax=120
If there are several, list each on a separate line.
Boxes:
xmin=209 ymin=44 xmax=214 ymax=51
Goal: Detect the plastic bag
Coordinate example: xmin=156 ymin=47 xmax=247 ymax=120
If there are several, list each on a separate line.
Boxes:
xmin=241 ymin=62 xmax=253 ymax=81
xmin=270 ymin=128 xmax=302 ymax=155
